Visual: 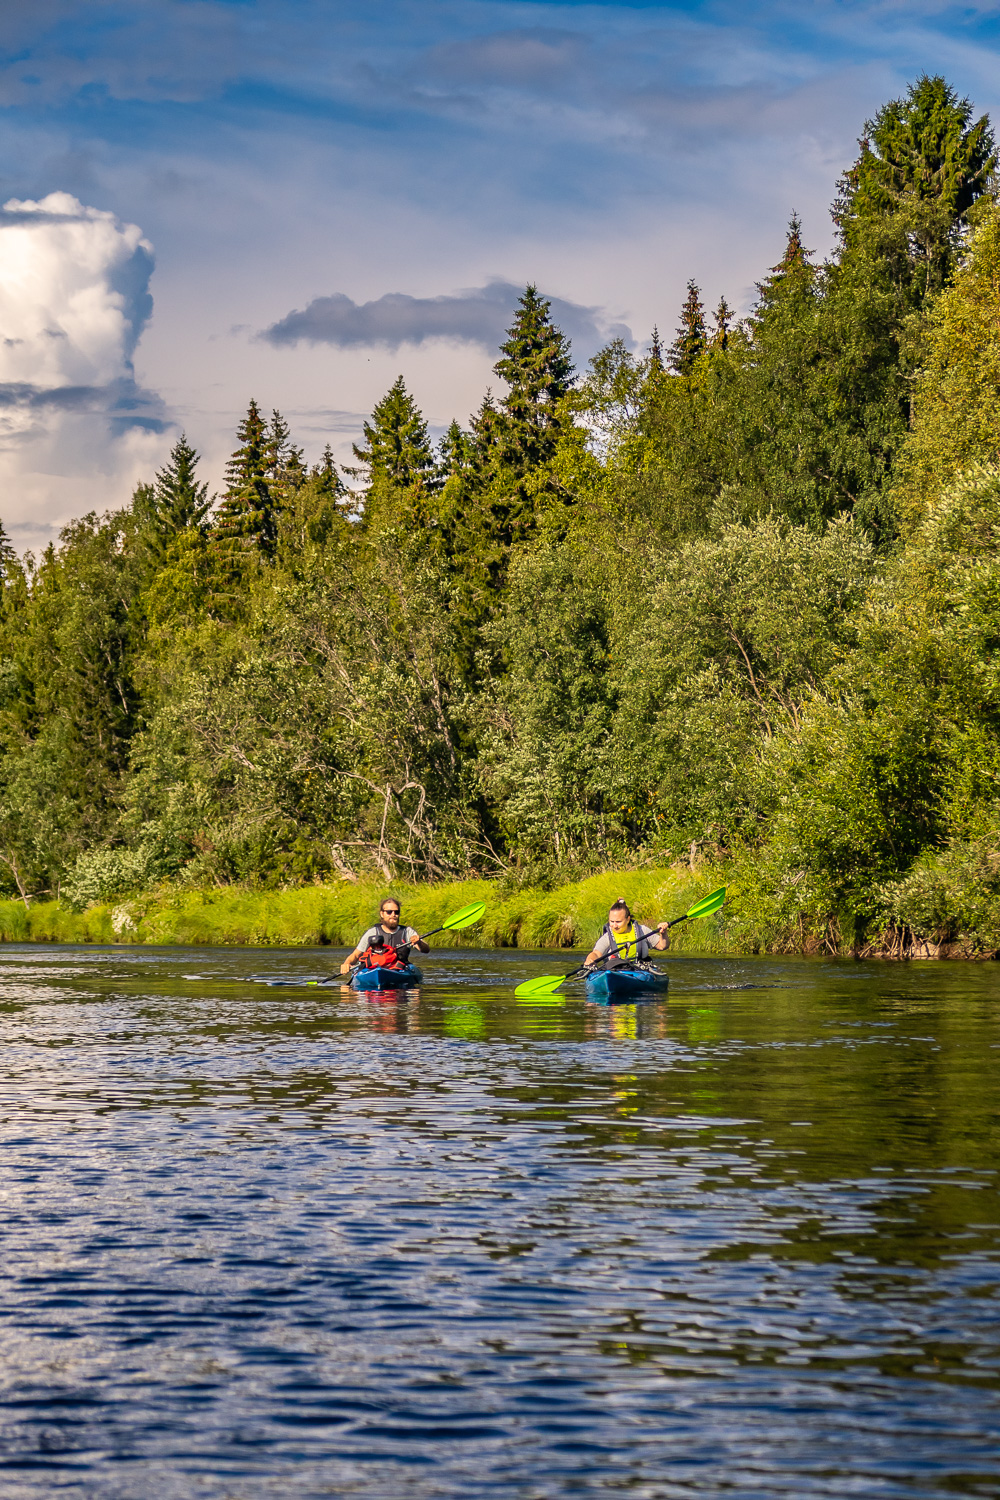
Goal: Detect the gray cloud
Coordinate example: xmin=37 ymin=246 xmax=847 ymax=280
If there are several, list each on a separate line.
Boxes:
xmin=0 ymin=377 xmax=168 ymax=430
xmin=261 ymin=280 xmax=631 ymax=359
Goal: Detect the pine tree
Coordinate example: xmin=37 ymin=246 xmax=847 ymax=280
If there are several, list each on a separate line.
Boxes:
xmin=835 ymin=75 xmax=997 ymax=300
xmin=668 ymin=281 xmax=706 ymax=375
xmin=213 ymin=399 xmax=281 ymax=561
xmin=711 ymin=297 xmax=733 ymax=350
xmin=493 ymin=285 xmax=574 ymax=475
xmin=141 ymin=434 xmax=212 ymax=564
xmin=649 ymin=327 xmax=664 ymax=372
xmin=352 ymin=377 xmax=437 ymax=491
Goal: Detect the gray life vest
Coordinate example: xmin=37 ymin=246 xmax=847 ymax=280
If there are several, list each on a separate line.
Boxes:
xmin=372 ymin=923 xmax=410 ymax=952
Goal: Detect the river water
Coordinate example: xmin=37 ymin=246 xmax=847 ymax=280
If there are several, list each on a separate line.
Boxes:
xmin=1 ymin=944 xmax=999 ymax=1498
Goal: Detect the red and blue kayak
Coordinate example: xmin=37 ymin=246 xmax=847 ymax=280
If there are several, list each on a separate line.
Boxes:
xmin=350 ymin=964 xmax=423 ymax=992
xmin=585 ymin=965 xmax=670 ymax=1001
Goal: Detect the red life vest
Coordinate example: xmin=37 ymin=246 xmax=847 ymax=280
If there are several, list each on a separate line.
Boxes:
xmin=360 ymin=924 xmax=411 ymax=970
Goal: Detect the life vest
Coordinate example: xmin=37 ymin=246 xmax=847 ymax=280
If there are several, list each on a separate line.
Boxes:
xmin=360 ymin=923 xmax=411 ymax=970
xmin=601 ymin=920 xmax=651 ymax=964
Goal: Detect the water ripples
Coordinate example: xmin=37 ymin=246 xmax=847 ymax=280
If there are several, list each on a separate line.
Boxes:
xmin=0 ymin=945 xmax=998 ymax=1496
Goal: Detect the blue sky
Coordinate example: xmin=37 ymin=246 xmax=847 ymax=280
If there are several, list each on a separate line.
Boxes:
xmin=1 ymin=0 xmax=999 ymax=545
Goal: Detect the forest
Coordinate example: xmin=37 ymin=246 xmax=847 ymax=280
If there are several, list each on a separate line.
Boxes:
xmin=3 ymin=74 xmax=1000 ymax=955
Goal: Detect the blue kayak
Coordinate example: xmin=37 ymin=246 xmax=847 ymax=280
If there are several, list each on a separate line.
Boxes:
xmin=585 ymin=965 xmax=669 ymax=1001
xmin=350 ymin=964 xmax=423 ymax=992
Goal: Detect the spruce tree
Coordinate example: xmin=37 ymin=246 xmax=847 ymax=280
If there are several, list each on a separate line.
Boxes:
xmin=835 ymin=75 xmax=997 ymax=301
xmin=648 ymin=327 xmax=664 ymax=372
xmin=668 ymin=281 xmax=707 ymax=375
xmin=493 ymin=285 xmax=574 ymax=476
xmin=711 ymin=297 xmax=733 ymax=350
xmin=142 ymin=434 xmax=212 ymax=564
xmin=352 ymin=377 xmax=437 ymax=491
xmin=0 ymin=516 xmax=16 ymax=588
xmin=313 ymin=444 xmax=347 ymax=498
xmin=437 ymin=420 xmax=474 ymax=481
xmin=756 ymin=216 xmax=814 ymax=307
xmin=468 ymin=391 xmax=505 ymax=494
xmin=266 ymin=410 xmax=307 ymax=500
xmin=213 ymin=399 xmax=281 ymax=561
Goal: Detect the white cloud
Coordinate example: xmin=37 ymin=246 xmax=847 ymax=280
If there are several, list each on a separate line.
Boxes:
xmin=0 ymin=192 xmax=169 ymax=551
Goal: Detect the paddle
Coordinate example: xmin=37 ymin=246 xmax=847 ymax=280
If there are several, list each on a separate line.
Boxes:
xmin=314 ymin=899 xmax=489 ymax=984
xmin=514 ymin=886 xmax=727 ymax=1000
xmin=414 ymin=899 xmax=487 ymax=942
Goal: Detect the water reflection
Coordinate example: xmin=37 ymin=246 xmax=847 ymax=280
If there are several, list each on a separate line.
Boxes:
xmin=0 ymin=943 xmax=998 ymax=1497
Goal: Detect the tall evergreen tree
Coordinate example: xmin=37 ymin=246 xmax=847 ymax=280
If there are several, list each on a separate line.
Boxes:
xmin=493 ymin=285 xmax=575 ymax=476
xmin=352 ymin=376 xmax=437 ymax=491
xmin=313 ymin=444 xmax=347 ymax=498
xmin=711 ymin=297 xmax=733 ymax=350
xmin=648 ymin=327 xmax=664 ymax=372
xmin=213 ymin=399 xmax=281 ymax=560
xmin=0 ymin=517 xmax=16 ymax=590
xmin=835 ymin=74 xmax=997 ymax=301
xmin=755 ymin=215 xmax=814 ymax=308
xmin=437 ymin=420 xmax=474 ymax=481
xmin=141 ymin=434 xmax=212 ymax=564
xmin=668 ymin=281 xmax=707 ymax=375
xmin=266 ymin=409 xmax=307 ymax=499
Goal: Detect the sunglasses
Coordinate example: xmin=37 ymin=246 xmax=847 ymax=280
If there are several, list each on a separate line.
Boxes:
xmin=382 ymin=908 xmax=401 ymax=916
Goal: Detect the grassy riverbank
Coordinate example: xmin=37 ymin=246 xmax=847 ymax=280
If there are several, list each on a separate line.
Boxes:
xmin=0 ymin=868 xmax=737 ymax=950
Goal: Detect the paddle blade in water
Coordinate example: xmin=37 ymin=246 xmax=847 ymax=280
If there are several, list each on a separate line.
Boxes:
xmin=514 ymin=974 xmax=568 ymax=999
xmin=685 ymin=885 xmax=726 ymax=920
xmin=441 ymin=900 xmax=487 ymax=931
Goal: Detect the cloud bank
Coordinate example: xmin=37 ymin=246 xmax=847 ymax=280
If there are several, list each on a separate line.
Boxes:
xmin=261 ymin=281 xmax=632 ymax=359
xmin=0 ymin=193 xmax=168 ymax=549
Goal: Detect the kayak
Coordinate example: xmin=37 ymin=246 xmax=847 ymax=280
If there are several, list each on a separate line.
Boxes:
xmin=350 ymin=964 xmax=424 ymax=992
xmin=585 ymin=965 xmax=669 ymax=1001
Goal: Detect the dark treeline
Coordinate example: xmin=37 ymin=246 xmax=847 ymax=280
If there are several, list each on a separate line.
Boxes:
xmin=4 ymin=74 xmax=1000 ymax=952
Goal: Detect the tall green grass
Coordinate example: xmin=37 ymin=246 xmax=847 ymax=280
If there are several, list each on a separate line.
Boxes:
xmin=0 ymin=868 xmax=733 ymax=950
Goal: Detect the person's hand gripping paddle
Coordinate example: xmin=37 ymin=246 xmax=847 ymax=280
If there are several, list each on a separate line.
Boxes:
xmin=513 ymin=886 xmax=726 ymax=1000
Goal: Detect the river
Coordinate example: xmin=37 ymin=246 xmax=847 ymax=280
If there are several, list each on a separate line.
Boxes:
xmin=1 ymin=944 xmax=998 ymax=1497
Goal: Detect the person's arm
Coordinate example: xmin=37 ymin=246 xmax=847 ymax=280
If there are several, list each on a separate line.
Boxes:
xmin=341 ymin=931 xmax=372 ymax=974
xmin=648 ymin=923 xmax=670 ymax=952
xmin=584 ymin=933 xmax=607 ymax=966
xmin=407 ymin=926 xmax=429 ymax=954
xmin=340 ymin=945 xmax=363 ymax=974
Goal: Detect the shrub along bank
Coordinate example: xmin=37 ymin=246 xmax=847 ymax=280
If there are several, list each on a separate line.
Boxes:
xmin=1 ymin=861 xmax=994 ymax=957
xmin=0 ymin=868 xmax=729 ymax=951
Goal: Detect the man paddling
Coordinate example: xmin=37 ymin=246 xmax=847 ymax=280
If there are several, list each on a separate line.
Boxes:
xmin=583 ymin=898 xmax=670 ymax=970
xmin=340 ymin=898 xmax=429 ymax=976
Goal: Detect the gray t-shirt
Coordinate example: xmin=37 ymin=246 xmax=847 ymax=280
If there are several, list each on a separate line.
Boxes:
xmin=592 ymin=923 xmax=658 ymax=960
xmin=355 ymin=925 xmax=420 ymax=952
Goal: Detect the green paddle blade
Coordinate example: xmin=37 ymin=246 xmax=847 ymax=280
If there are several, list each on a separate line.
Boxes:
xmin=440 ymin=900 xmax=487 ymax=931
xmin=684 ymin=885 xmax=727 ymax=920
xmin=514 ymin=973 xmax=569 ymax=999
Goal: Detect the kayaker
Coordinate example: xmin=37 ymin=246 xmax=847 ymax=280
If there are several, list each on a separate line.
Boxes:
xmin=340 ymin=898 xmax=429 ymax=975
xmin=583 ymin=898 xmax=670 ymax=969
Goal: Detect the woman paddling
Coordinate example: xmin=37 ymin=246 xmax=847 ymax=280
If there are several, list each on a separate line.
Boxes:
xmin=340 ymin=898 xmax=429 ymax=976
xmin=583 ymin=898 xmax=670 ymax=970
